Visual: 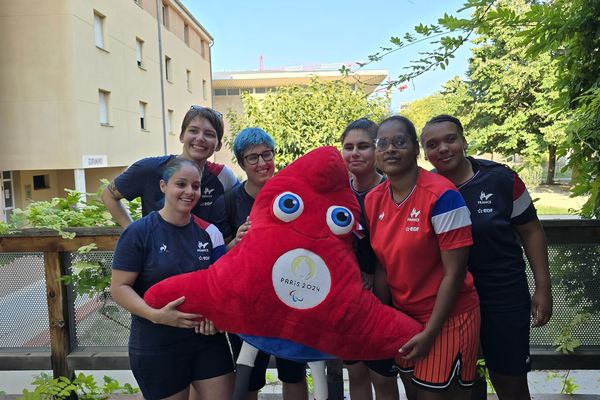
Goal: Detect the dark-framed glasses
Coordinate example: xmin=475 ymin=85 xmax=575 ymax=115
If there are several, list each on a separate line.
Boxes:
xmin=190 ymin=105 xmax=223 ymax=119
xmin=374 ymin=136 xmax=410 ymax=151
xmin=243 ymin=150 xmax=274 ymax=165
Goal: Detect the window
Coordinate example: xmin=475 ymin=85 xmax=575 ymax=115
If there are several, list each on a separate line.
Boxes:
xmin=255 ymin=87 xmax=267 ymax=94
xmin=33 ymin=175 xmax=50 ymax=190
xmin=93 ymin=11 xmax=106 ymax=49
xmin=165 ymin=56 xmax=172 ymax=81
xmin=184 ymin=24 xmax=190 ymax=46
xmin=200 ymin=39 xmax=206 ymax=59
xmin=98 ymin=89 xmax=110 ymax=125
xmin=202 ymin=79 xmax=207 ymax=100
xmin=167 ymin=109 xmax=174 ymax=134
xmin=161 ymin=3 xmax=169 ymax=28
xmin=227 ymin=88 xmax=240 ymax=95
xmin=214 ymin=89 xmax=226 ymax=96
xmin=139 ymin=101 xmax=147 ymax=130
xmin=136 ymin=37 xmax=144 ymax=68
xmin=186 ymin=69 xmax=191 ymax=91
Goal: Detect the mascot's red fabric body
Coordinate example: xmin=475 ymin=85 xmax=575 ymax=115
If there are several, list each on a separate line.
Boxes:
xmin=144 ymin=146 xmax=422 ymax=360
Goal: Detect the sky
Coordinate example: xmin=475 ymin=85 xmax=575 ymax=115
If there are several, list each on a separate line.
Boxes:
xmin=180 ymin=0 xmax=473 ymax=110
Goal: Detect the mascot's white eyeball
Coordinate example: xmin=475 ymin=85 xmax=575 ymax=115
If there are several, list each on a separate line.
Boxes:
xmin=273 ymin=192 xmax=304 ymax=222
xmin=326 ymin=206 xmax=354 ymax=235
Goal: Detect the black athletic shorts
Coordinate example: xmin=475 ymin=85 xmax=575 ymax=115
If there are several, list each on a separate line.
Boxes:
xmin=344 ymin=359 xmax=398 ymax=377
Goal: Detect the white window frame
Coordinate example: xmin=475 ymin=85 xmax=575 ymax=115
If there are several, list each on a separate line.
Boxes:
xmin=139 ymin=101 xmax=147 ymax=130
xmin=99 ymin=89 xmax=110 ymax=125
xmin=136 ymin=37 xmax=144 ymax=68
xmin=165 ymin=55 xmax=172 ymax=82
xmin=167 ymin=109 xmax=174 ymax=135
xmin=94 ymin=11 xmax=106 ymax=49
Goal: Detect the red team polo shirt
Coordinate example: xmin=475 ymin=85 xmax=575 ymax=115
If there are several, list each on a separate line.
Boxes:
xmin=364 ymin=168 xmax=479 ymax=323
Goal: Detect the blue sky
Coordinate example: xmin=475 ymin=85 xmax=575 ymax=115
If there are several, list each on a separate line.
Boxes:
xmin=180 ymin=0 xmax=472 ymax=109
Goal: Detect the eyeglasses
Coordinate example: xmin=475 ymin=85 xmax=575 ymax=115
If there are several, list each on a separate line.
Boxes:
xmin=190 ymin=105 xmax=223 ymax=119
xmin=243 ymin=150 xmax=274 ymax=165
xmin=374 ymin=136 xmax=411 ymax=151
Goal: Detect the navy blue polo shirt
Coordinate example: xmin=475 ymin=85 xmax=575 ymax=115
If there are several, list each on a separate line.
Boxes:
xmin=457 ymin=158 xmax=537 ymax=311
xmin=114 ymin=155 xmax=239 ymax=238
xmin=112 ymin=211 xmax=226 ymax=354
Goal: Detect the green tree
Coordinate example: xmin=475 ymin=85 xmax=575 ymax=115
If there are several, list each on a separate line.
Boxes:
xmin=358 ymin=0 xmax=600 ymax=216
xmin=227 ymin=79 xmax=390 ymax=170
xmin=402 ymin=76 xmax=471 ymax=132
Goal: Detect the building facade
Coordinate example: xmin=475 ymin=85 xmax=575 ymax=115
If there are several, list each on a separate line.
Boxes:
xmin=0 ymin=0 xmax=213 ymax=221
xmin=212 ymin=67 xmax=388 ymax=177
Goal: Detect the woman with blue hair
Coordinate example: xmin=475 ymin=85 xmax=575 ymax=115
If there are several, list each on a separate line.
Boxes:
xmin=224 ymin=127 xmax=309 ymax=400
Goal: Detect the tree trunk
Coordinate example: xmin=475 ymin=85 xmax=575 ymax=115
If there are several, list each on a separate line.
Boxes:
xmin=546 ymin=144 xmax=556 ymax=185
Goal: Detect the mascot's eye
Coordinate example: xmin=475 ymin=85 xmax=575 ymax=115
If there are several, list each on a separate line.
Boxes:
xmin=273 ymin=192 xmax=304 ymax=222
xmin=326 ymin=206 xmax=354 ymax=235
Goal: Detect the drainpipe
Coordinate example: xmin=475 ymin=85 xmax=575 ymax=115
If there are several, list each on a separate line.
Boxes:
xmin=156 ymin=0 xmax=168 ymax=155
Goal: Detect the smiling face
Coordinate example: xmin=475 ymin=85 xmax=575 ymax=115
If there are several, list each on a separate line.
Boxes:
xmin=341 ymin=129 xmax=376 ymax=177
xmin=180 ymin=116 xmax=222 ymax=163
xmin=241 ymin=144 xmax=276 ymax=188
xmin=375 ymin=120 xmax=419 ymax=178
xmin=421 ymin=121 xmax=468 ymax=174
xmin=160 ymin=163 xmax=201 ymax=214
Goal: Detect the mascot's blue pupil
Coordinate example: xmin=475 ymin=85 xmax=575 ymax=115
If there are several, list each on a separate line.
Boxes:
xmin=332 ymin=208 xmax=351 ymax=227
xmin=279 ymin=195 xmax=299 ymax=213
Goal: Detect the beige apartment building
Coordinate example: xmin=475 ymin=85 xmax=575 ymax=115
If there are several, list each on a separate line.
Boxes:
xmin=0 ymin=0 xmax=213 ymax=222
xmin=212 ymin=67 xmax=388 ymax=177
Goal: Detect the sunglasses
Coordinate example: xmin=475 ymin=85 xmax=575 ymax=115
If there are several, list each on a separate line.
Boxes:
xmin=243 ymin=150 xmax=275 ymax=165
xmin=190 ymin=105 xmax=223 ymax=119
xmin=374 ymin=136 xmax=411 ymax=151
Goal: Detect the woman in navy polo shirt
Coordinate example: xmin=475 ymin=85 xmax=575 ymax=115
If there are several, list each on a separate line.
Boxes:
xmin=421 ymin=115 xmax=552 ymax=400
xmin=111 ymin=158 xmax=234 ymax=400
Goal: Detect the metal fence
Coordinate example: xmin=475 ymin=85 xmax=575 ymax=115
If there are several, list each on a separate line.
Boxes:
xmin=1 ymin=221 xmax=599 ymax=377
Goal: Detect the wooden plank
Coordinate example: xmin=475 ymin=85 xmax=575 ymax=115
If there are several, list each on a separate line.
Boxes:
xmin=67 ymin=348 xmax=130 ymax=370
xmin=43 ymin=251 xmax=72 ymax=379
xmin=0 ymin=235 xmax=119 ymax=252
xmin=531 ymin=347 xmax=600 ymax=370
xmin=0 ymin=352 xmax=52 ymax=370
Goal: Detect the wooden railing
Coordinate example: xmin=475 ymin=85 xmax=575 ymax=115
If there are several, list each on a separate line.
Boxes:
xmin=1 ymin=220 xmax=599 ymax=398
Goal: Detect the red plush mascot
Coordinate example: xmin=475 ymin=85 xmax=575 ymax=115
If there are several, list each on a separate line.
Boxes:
xmin=144 ymin=146 xmax=422 ymax=398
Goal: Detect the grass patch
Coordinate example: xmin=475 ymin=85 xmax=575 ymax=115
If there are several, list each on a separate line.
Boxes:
xmin=536 ymin=205 xmax=573 ymax=215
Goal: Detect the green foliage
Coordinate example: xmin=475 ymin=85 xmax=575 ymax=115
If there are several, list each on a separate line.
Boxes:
xmin=265 ymin=371 xmax=278 ymax=385
xmin=305 ymin=371 xmax=314 ymax=394
xmin=553 ymin=313 xmax=591 ymax=354
xmin=227 ymin=79 xmax=390 ymax=170
xmin=475 ymin=359 xmax=495 ymax=394
xmin=0 ymin=221 xmax=12 ymax=235
xmin=20 ymin=372 xmax=139 ymax=400
xmin=60 ymin=244 xmax=112 ymax=299
xmin=546 ymin=371 xmax=579 ymax=395
xmin=553 ymin=245 xmax=600 ymax=313
xmin=363 ymin=0 xmax=599 ymax=217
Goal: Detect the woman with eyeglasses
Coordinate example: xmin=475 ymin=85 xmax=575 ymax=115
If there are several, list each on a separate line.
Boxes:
xmin=340 ymin=118 xmax=400 ymax=400
xmin=223 ymin=127 xmax=309 ymax=400
xmin=421 ymin=115 xmax=551 ymax=400
xmin=102 ymin=106 xmax=239 ymax=239
xmin=363 ymin=115 xmax=480 ymax=400
xmin=111 ymin=157 xmax=234 ymax=400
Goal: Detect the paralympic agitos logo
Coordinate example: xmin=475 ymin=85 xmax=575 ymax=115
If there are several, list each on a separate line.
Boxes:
xmin=272 ymin=248 xmax=332 ymax=309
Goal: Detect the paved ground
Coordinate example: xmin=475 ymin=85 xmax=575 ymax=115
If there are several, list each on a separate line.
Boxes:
xmin=1 ymin=369 xmax=598 ymax=397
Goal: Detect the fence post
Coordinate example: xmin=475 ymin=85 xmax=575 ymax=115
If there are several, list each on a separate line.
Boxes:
xmin=43 ymin=250 xmax=73 ymax=379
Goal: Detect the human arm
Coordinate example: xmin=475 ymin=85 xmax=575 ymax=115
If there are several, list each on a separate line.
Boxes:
xmin=110 ymin=269 xmax=201 ymax=328
xmin=515 ymin=218 xmax=552 ymax=327
xmin=226 ymin=218 xmax=251 ymax=250
xmin=101 ymin=182 xmax=133 ymax=228
xmin=400 ymin=246 xmax=470 ymax=360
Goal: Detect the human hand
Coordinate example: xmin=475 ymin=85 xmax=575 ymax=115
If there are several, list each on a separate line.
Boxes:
xmin=531 ymin=286 xmax=552 ymax=327
xmin=398 ymin=330 xmax=435 ymax=361
xmin=195 ymin=319 xmax=222 ymax=335
xmin=153 ymin=296 xmax=201 ymax=329
xmin=361 ymin=272 xmax=374 ymax=291
xmin=232 ymin=218 xmax=251 ymax=246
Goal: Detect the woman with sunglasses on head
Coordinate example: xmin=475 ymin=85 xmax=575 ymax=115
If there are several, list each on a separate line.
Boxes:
xmin=364 ymin=115 xmax=480 ymax=400
xmin=223 ymin=127 xmax=309 ymax=400
xmin=111 ymin=158 xmax=234 ymax=400
xmin=340 ymin=118 xmax=400 ymax=400
xmin=102 ymin=106 xmax=239 ymax=239
xmin=421 ymin=115 xmax=552 ymax=400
